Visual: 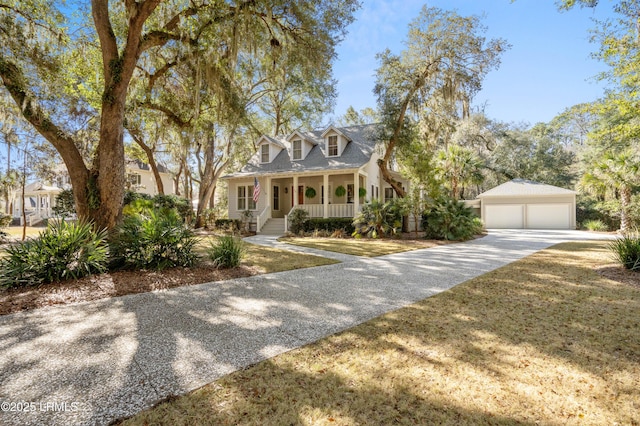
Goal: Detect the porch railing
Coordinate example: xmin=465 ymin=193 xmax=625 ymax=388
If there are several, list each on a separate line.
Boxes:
xmin=255 ymin=206 xmax=269 ymax=233
xmin=293 ymin=203 xmax=359 ymax=218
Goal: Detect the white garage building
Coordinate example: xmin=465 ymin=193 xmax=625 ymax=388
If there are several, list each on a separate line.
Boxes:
xmin=477 ymin=179 xmax=576 ymax=229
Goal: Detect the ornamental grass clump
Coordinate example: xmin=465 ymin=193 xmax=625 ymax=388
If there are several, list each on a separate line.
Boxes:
xmin=208 ymin=236 xmax=245 ymax=269
xmin=0 ymin=220 xmax=108 ymax=288
xmin=584 ymin=219 xmax=609 ymax=232
xmin=609 ymin=231 xmax=640 ymax=271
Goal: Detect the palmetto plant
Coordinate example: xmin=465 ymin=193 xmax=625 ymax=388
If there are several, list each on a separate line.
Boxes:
xmin=581 ymin=149 xmax=640 ymax=232
xmin=109 ymin=208 xmax=199 ymax=270
xmin=0 ymin=220 xmax=108 ymax=288
xmin=352 ymin=199 xmax=403 ymax=239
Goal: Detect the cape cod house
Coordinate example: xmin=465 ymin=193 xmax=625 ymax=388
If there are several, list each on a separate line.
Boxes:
xmin=223 ymin=123 xmax=409 ymax=234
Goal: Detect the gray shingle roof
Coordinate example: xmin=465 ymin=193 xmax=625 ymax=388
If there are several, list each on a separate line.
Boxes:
xmin=477 ymin=179 xmax=576 ymax=198
xmin=224 ymin=123 xmax=380 ymax=178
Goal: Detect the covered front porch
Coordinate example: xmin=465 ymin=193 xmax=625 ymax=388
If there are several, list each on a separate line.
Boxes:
xmin=254 ymin=170 xmax=367 ymax=233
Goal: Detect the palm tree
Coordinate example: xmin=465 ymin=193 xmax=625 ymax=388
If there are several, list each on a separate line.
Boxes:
xmin=581 ymin=149 xmax=640 ymax=232
xmin=435 ymin=144 xmax=484 ymax=200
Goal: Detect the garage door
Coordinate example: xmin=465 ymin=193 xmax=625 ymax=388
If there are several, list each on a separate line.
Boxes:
xmin=526 ymin=204 xmax=571 ymax=229
xmin=484 ymin=205 xmax=524 ymax=228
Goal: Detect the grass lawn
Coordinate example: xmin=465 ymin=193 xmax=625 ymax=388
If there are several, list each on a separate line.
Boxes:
xmin=196 ymin=236 xmax=339 ymax=273
xmin=279 ymin=236 xmax=451 ymax=257
xmin=2 ymin=225 xmax=44 ymax=238
xmin=121 ymin=241 xmax=640 ymax=425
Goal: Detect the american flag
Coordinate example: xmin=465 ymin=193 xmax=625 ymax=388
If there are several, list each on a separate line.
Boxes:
xmin=252 ymin=177 xmax=261 ymax=203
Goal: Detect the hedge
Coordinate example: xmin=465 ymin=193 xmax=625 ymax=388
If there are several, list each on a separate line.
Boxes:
xmin=303 ymin=217 xmax=355 ymax=234
xmin=214 ymin=219 xmax=242 ymax=230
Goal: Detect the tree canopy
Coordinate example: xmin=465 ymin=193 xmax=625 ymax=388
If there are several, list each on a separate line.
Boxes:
xmin=0 ymin=0 xmax=359 ymax=229
xmin=373 ymin=6 xmax=508 ymax=198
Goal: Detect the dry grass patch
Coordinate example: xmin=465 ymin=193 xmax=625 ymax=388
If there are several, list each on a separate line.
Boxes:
xmin=279 ymin=236 xmax=450 ymax=257
xmin=121 ymin=241 xmax=640 ymax=426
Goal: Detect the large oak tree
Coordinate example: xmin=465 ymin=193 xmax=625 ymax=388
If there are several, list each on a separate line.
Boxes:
xmin=0 ymin=0 xmax=358 ymax=229
xmin=373 ymin=6 xmax=507 ymax=197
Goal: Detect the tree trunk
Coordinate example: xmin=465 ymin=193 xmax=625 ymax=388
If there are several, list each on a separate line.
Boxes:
xmin=131 ymin=131 xmax=165 ymax=195
xmin=620 ymin=186 xmax=631 ymax=233
xmin=0 ymin=58 xmax=92 ymax=223
xmin=194 ymin=132 xmax=231 ymax=228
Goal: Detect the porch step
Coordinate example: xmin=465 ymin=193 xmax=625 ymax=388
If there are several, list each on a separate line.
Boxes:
xmin=259 ymin=218 xmax=285 ymax=235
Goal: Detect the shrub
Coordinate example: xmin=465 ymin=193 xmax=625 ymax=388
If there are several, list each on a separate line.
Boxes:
xmin=109 ymin=208 xmax=199 ymax=270
xmin=288 ymin=208 xmax=309 ymax=234
xmin=208 ymin=236 xmax=245 ymax=268
xmin=576 ymin=195 xmax=619 ymax=231
xmin=0 ymin=220 xmax=108 ymax=288
xmin=124 ymin=190 xmax=152 ymax=206
xmin=304 ymin=217 xmax=355 ymax=234
xmin=352 ymin=199 xmax=402 ymax=239
xmin=0 ymin=213 xmax=11 ymax=228
xmin=422 ymin=197 xmax=483 ymax=241
xmin=609 ymin=232 xmax=640 ymax=271
xmin=152 ymin=194 xmax=193 ymax=223
xmin=583 ymin=219 xmax=609 ymax=232
xmin=214 ymin=218 xmax=242 ymax=232
xmin=52 ymin=189 xmax=76 ymax=218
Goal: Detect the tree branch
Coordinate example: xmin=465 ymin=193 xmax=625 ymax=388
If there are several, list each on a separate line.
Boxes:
xmin=138 ymin=101 xmax=191 ymax=128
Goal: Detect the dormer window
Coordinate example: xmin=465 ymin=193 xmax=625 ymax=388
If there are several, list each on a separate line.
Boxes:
xmin=328 ymin=135 xmax=338 ymax=157
xmin=292 ymin=139 xmax=302 ymax=160
xmin=261 ymin=144 xmax=270 ymax=163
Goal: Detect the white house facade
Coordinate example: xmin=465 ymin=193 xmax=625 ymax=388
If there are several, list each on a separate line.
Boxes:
xmin=11 ymin=160 xmax=175 ymax=225
xmin=124 ymin=159 xmax=175 ymax=197
xmin=222 ymin=123 xmax=409 ymax=234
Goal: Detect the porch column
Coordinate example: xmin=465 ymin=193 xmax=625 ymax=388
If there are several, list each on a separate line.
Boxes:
xmin=293 ymin=175 xmax=299 ymax=206
xmin=265 ymin=176 xmax=272 ymax=219
xmin=354 ymin=171 xmax=360 ymax=216
xmin=323 ymin=173 xmax=329 ymax=218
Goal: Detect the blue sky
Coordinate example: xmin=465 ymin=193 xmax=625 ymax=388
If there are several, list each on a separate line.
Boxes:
xmin=331 ymin=0 xmax=615 ymax=125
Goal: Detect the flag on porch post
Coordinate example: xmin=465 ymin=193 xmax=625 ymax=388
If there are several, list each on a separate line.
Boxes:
xmin=253 ymin=177 xmax=261 ymax=203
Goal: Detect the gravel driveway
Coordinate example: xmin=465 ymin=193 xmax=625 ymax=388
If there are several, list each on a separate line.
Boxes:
xmin=0 ymin=230 xmax=613 ymax=425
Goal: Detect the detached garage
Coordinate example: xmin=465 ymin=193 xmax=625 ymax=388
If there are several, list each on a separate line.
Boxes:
xmin=477 ymin=179 xmax=576 ymax=229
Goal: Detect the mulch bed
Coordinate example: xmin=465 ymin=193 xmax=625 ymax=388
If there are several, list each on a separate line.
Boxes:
xmin=596 ymin=264 xmax=640 ymax=288
xmin=0 ymin=264 xmax=259 ymax=316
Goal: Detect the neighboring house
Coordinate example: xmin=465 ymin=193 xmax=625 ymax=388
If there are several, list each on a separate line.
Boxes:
xmin=12 ymin=181 xmax=63 ymax=226
xmin=222 ymin=123 xmax=409 ymax=234
xmin=52 ymin=160 xmax=175 ymax=197
xmin=477 ymin=178 xmax=577 ymax=229
xmin=124 ymin=159 xmax=175 ymax=196
xmin=12 ymin=160 xmax=175 ymax=225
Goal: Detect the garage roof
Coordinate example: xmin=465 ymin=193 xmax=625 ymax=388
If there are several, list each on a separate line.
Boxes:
xmin=477 ymin=179 xmax=576 ymax=198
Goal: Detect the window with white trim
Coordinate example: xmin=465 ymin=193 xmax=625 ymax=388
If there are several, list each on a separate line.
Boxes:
xmin=292 ymin=139 xmax=302 ymax=160
xmin=237 ymin=185 xmax=256 ymax=210
xmin=328 ymin=135 xmax=338 ymax=156
xmin=384 ymin=188 xmax=394 ymax=203
xmin=260 ymin=144 xmax=269 ymax=163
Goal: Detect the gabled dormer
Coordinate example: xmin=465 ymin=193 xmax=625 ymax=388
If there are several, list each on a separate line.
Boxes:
xmin=321 ymin=126 xmax=350 ymax=158
xmin=256 ymin=135 xmax=285 ymax=164
xmin=287 ymin=130 xmax=316 ymax=161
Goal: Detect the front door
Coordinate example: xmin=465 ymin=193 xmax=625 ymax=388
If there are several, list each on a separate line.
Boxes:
xmin=292 ymin=185 xmax=304 ymax=205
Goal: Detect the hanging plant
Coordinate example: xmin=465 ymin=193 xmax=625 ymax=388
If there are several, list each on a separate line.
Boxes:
xmin=305 ymin=186 xmax=317 ymax=199
xmin=359 ymin=187 xmax=366 ymax=198
xmin=335 ymin=185 xmax=346 ymax=197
